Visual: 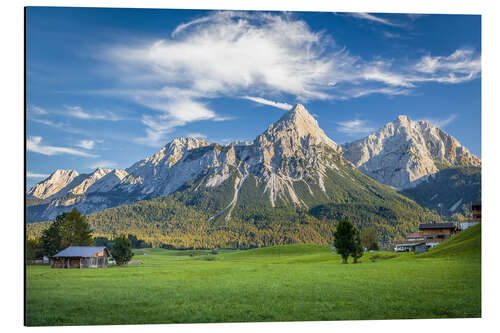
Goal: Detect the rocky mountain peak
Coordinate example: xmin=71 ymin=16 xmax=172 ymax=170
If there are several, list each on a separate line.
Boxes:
xmin=261 ymin=104 xmax=340 ymax=152
xmin=395 ymin=115 xmax=411 ymax=124
xmin=342 ymin=115 xmax=481 ymax=189
xmin=27 ymin=169 xmax=80 ymax=199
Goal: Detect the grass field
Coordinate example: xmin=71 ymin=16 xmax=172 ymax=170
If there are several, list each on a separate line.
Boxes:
xmin=26 ymin=224 xmax=481 ymax=326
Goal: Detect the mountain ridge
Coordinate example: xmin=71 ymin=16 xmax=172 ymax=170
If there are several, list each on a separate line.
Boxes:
xmin=342 ymin=115 xmax=480 ymax=189
xmin=26 ymin=105 xmax=479 ymax=224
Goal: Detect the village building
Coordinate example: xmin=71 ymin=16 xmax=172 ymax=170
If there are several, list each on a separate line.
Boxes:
xmin=460 ymin=202 xmax=481 ymax=231
xmin=394 ymin=223 xmax=458 ymax=252
xmin=50 ymin=246 xmax=110 ymax=268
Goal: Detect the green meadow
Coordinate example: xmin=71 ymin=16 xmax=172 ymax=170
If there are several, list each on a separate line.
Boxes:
xmin=26 ymin=224 xmax=481 ymax=326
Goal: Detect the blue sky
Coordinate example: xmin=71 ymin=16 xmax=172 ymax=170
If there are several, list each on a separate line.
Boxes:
xmin=26 ymin=8 xmax=481 ymax=189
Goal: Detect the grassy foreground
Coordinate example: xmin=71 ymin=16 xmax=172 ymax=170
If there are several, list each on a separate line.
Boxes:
xmin=26 ymin=225 xmax=481 ymax=326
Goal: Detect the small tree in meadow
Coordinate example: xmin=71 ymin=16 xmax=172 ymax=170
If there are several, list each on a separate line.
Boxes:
xmin=361 ymin=227 xmax=379 ymax=251
xmin=351 ymin=228 xmax=364 ymax=263
xmin=111 ymin=235 xmax=133 ymax=266
xmin=333 ymin=219 xmax=356 ymax=264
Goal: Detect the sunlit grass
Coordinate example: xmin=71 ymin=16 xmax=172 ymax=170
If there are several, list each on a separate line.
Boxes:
xmin=26 ymin=225 xmax=481 ymax=326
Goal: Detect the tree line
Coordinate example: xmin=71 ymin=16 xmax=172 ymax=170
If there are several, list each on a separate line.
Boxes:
xmin=26 ymin=208 xmax=134 ymax=265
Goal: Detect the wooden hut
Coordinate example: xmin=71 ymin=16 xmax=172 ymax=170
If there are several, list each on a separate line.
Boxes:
xmin=50 ymin=246 xmax=110 ymax=268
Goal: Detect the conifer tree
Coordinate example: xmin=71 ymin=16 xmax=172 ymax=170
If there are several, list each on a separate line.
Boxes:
xmin=333 ymin=219 xmax=355 ymax=264
xmin=351 ymin=228 xmax=364 ymax=263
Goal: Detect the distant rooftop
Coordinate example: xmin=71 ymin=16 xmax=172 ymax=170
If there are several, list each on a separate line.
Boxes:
xmin=53 ymin=246 xmax=108 ymax=257
xmin=419 ymin=223 xmax=456 ymax=230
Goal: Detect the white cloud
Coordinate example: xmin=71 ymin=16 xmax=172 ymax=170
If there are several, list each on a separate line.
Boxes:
xmin=418 ymin=114 xmax=458 ymax=128
xmin=28 ymin=105 xmax=48 ymax=115
xmin=64 ymin=105 xmax=121 ymax=121
xmin=134 ymin=99 xmax=220 ymax=146
xmin=185 ymin=132 xmax=208 ymax=139
xmin=348 ymin=13 xmax=403 ymax=27
xmin=336 ymin=119 xmax=376 ymax=135
xmin=413 ymin=49 xmax=481 ymax=83
xmin=27 ymin=136 xmax=98 ymax=158
xmin=382 ymin=31 xmax=402 ymax=39
xmin=345 ymin=87 xmax=412 ymax=99
xmin=362 ymin=67 xmax=414 ymax=87
xmin=99 ymin=11 xmax=480 ymax=143
xmin=243 ymin=96 xmax=293 ymax=110
xmin=27 ymin=171 xmax=49 ymax=179
xmin=76 ymin=140 xmax=95 ymax=149
xmin=88 ymin=160 xmax=119 ymax=169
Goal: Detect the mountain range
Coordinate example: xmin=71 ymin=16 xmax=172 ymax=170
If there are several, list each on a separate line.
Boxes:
xmin=26 ymin=104 xmax=480 ymax=247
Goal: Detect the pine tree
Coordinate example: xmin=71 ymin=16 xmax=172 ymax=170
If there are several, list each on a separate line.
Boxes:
xmin=60 ymin=208 xmax=94 ymax=248
xmin=41 ymin=209 xmax=94 ymax=255
xmin=351 ymin=228 xmax=364 ymax=263
xmin=40 ymin=214 xmax=65 ymax=256
xmin=333 ymin=219 xmax=355 ymax=264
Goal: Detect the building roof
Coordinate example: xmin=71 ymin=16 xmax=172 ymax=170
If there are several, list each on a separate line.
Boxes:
xmin=419 ymin=223 xmax=456 ymax=230
xmin=53 ymin=246 xmax=109 ymax=258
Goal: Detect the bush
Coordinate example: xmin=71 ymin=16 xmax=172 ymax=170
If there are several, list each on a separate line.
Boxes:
xmin=111 ymin=235 xmax=133 ymax=265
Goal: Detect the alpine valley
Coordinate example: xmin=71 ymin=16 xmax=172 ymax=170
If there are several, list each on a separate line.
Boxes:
xmin=26 ymin=105 xmax=481 ymax=248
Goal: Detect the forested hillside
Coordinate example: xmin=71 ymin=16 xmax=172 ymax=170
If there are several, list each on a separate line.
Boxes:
xmin=27 ymin=176 xmax=441 ymax=249
xmin=400 ymin=166 xmax=481 ymax=216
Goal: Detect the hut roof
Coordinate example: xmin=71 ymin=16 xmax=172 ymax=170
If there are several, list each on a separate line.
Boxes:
xmin=419 ymin=223 xmax=456 ymax=230
xmin=53 ymin=246 xmax=109 ymax=258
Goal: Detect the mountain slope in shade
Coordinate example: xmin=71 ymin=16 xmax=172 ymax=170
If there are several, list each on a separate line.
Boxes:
xmin=400 ymin=166 xmax=481 ymax=216
xmin=342 ymin=115 xmax=481 ymax=190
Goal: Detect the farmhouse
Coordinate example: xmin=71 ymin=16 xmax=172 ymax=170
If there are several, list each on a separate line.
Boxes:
xmin=50 ymin=246 xmax=110 ymax=268
xmin=394 ymin=223 xmax=458 ymax=252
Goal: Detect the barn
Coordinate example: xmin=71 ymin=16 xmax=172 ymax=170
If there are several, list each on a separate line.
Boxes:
xmin=50 ymin=246 xmax=110 ymax=268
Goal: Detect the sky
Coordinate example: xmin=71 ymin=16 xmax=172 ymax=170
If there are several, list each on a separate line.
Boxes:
xmin=26 ymin=7 xmax=481 ymax=189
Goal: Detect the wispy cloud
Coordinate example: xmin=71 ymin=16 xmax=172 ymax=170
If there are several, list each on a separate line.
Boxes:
xmin=243 ymin=96 xmax=293 ymax=111
xmin=185 ymin=132 xmax=208 ymax=139
xmin=382 ymin=31 xmax=403 ymax=39
xmin=27 ymin=136 xmax=98 ymax=157
xmin=362 ymin=67 xmax=415 ymax=87
xmin=27 ymin=171 xmax=49 ymax=179
xmin=345 ymin=87 xmax=412 ymax=99
xmin=88 ymin=160 xmax=119 ymax=169
xmin=63 ymin=105 xmax=122 ymax=121
xmin=348 ymin=13 xmax=403 ymax=27
xmin=99 ymin=11 xmax=480 ymax=145
xmin=76 ymin=140 xmax=95 ymax=149
xmin=336 ymin=119 xmax=376 ymax=135
xmin=28 ymin=105 xmax=48 ymax=115
xmin=134 ymin=99 xmax=222 ymax=146
xmin=418 ymin=114 xmax=458 ymax=128
xmin=413 ymin=49 xmax=481 ymax=83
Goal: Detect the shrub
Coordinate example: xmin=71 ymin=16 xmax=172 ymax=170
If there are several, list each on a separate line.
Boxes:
xmin=111 ymin=235 xmax=133 ymax=265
